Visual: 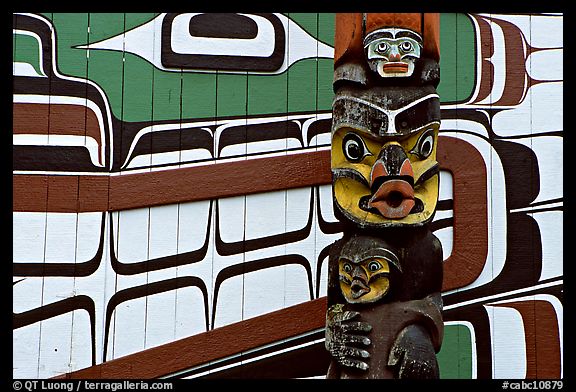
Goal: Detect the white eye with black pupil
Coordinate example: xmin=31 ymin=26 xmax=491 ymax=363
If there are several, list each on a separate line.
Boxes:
xmin=411 ymin=129 xmax=435 ymax=159
xmin=377 ymin=42 xmax=388 ymax=53
xmin=367 ymin=261 xmax=381 ymax=272
xmin=400 ymin=41 xmax=413 ymax=52
xmin=343 ymin=263 xmax=352 ymax=273
xmin=343 ymin=133 xmax=369 ymax=163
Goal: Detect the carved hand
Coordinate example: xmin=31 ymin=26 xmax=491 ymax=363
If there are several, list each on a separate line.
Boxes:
xmin=387 ymin=323 xmax=439 ymax=379
xmin=325 ymin=304 xmax=372 ymax=371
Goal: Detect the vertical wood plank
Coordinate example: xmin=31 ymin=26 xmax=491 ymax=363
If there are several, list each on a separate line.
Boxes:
xmin=109 ymin=12 xmax=157 ymax=361
xmin=214 ymin=69 xmax=248 ymax=328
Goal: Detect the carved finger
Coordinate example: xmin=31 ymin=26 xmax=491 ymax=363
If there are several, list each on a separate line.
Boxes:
xmin=341 ymin=333 xmax=371 ymax=346
xmin=340 ymin=321 xmax=372 ymax=334
xmin=339 ymin=357 xmax=370 ymax=371
xmin=340 ymin=345 xmax=371 ymax=359
xmin=334 ymin=310 xmax=361 ymax=323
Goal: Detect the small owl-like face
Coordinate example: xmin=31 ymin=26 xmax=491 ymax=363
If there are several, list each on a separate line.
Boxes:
xmin=364 ymin=28 xmax=423 ymax=78
xmin=339 ymin=257 xmax=391 ymax=304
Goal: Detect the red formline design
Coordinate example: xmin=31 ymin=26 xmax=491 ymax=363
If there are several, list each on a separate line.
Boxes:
xmin=55 ymin=297 xmax=328 ymax=379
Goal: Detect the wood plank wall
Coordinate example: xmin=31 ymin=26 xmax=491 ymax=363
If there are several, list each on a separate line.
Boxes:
xmin=13 ymin=13 xmax=563 ymax=380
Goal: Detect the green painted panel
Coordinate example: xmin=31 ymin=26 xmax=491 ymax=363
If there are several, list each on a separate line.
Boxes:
xmin=50 ymin=13 xmax=89 ymax=78
xmin=437 ymin=324 xmax=474 ymax=379
xmin=181 ymin=73 xmax=217 ymax=120
xmin=86 ymin=13 xmax=125 ymax=119
xmin=248 ymin=72 xmax=287 ymax=117
xmin=287 ymin=13 xmax=318 ymax=114
xmin=13 ymin=33 xmax=44 ymax=76
xmin=32 ymin=13 xmax=477 ymax=122
xmin=438 ymin=13 xmax=477 ymax=103
xmin=216 ymin=73 xmax=247 ymax=120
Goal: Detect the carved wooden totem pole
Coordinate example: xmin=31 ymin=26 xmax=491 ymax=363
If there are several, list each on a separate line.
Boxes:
xmin=325 ymin=13 xmax=444 ymax=379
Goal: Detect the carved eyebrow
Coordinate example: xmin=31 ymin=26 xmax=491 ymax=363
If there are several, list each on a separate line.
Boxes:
xmin=358 ymin=248 xmax=401 ymax=271
xmin=364 ymin=28 xmax=422 ymax=44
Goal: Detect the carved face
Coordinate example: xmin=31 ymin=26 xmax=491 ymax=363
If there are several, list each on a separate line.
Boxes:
xmin=331 ymin=85 xmax=441 ymax=228
xmin=337 ymin=235 xmax=401 ymax=304
xmin=364 ymin=28 xmax=423 ymax=78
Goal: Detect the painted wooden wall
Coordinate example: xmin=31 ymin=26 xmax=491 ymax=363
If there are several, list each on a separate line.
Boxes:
xmin=13 ymin=13 xmax=563 ymax=379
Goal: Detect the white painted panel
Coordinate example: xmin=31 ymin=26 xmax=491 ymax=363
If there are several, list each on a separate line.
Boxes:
xmin=67 ymin=310 xmax=93 ymax=373
xmin=245 ymin=190 xmax=287 ymax=240
xmin=145 ymin=289 xmax=176 ymax=349
xmin=149 ymin=204 xmax=179 ymax=260
xmin=283 ymin=264 xmax=314 ymax=307
xmin=177 ymin=200 xmax=212 ymax=250
xmin=528 ymin=15 xmax=563 ymax=48
xmin=316 ymin=252 xmax=330 ymax=298
xmin=438 ymin=170 xmax=453 ymax=201
xmin=13 ymin=212 xmax=46 ymax=262
xmin=491 ymin=82 xmax=563 ymax=136
xmin=212 ymin=274 xmax=244 ymax=329
xmin=318 ymin=184 xmax=338 ymax=225
xmin=217 ymin=196 xmax=245 ymax=244
xmin=174 ymin=285 xmax=210 ymax=339
xmin=13 ymin=277 xmax=43 ymax=313
xmin=44 ymin=213 xmax=78 ymax=263
xmin=75 ymin=212 xmax=104 ymax=262
xmin=286 ymin=187 xmax=313 ymax=232
xmin=13 ymin=323 xmax=41 ymax=378
xmin=107 ymin=296 xmax=147 ymax=360
xmin=37 ymin=312 xmax=74 ymax=378
xmin=114 ymin=208 xmax=150 ymax=263
xmin=243 ymin=265 xmax=286 ymax=319
xmin=528 ymin=49 xmax=563 ymax=81
xmin=484 ymin=305 xmax=527 ymax=379
xmin=436 ymin=226 xmax=454 ymax=261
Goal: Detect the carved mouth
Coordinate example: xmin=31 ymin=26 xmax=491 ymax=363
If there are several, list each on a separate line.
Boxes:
xmin=368 ymin=179 xmax=415 ymax=219
xmin=382 ymin=62 xmax=409 ymax=73
xmin=350 ymin=279 xmax=370 ymax=299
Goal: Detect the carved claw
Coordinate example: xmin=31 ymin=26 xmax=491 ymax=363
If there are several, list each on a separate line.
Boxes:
xmin=325 ymin=305 xmax=372 ymax=371
xmin=387 ymin=323 xmax=439 ymax=379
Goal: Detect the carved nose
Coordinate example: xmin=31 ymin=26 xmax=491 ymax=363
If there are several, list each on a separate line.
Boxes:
xmin=370 ymin=144 xmax=414 ymax=189
xmin=389 ymin=53 xmax=401 ymax=61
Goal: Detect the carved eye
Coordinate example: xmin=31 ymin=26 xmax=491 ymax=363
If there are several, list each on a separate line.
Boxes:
xmin=376 ymin=41 xmax=389 ymax=53
xmin=342 ymin=133 xmax=370 ymax=163
xmin=367 ymin=261 xmax=382 ymax=272
xmin=343 ymin=263 xmax=353 ymax=274
xmin=399 ymin=41 xmax=413 ymax=53
xmin=410 ymin=129 xmax=435 ymax=159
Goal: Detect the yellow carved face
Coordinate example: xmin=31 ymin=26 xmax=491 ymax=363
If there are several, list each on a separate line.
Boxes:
xmin=331 ymin=122 xmax=440 ymax=228
xmin=338 ymin=256 xmax=391 ymax=304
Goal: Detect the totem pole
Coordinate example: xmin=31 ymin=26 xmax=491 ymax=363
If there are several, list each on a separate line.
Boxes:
xmin=325 ymin=13 xmax=444 ymax=379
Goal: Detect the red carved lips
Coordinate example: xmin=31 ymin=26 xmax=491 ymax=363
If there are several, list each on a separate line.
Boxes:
xmin=369 ymin=179 xmax=415 ymax=219
xmin=369 ymin=157 xmax=415 ymax=219
xmin=382 ymin=62 xmax=409 ymax=73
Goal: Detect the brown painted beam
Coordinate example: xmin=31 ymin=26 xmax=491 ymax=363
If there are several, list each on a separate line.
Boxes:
xmin=13 ymin=150 xmax=332 ymax=213
xmin=56 ymin=297 xmax=328 ymax=379
xmin=108 ymin=150 xmax=332 ymax=211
